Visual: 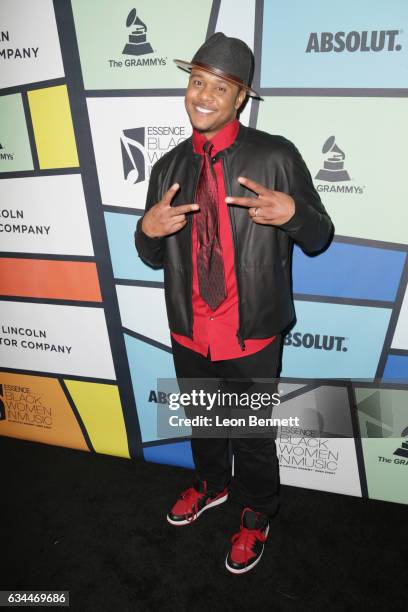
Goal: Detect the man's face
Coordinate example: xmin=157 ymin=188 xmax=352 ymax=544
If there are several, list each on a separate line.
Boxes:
xmin=184 ymin=69 xmax=247 ymax=139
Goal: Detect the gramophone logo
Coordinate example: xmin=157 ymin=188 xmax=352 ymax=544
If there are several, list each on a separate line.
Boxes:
xmin=315 ymin=135 xmax=350 ymax=182
xmin=121 ymin=127 xmax=149 ymax=184
xmin=393 ymin=426 xmax=408 ymax=458
xmin=0 ymin=384 xmax=6 ymax=421
xmin=122 ymin=8 xmax=154 ymax=56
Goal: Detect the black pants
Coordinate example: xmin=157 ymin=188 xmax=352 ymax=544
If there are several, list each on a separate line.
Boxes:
xmin=171 ymin=336 xmax=283 ymax=517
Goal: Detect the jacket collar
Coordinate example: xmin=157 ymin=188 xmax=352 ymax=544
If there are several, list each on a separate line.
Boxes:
xmin=188 ymin=122 xmax=247 ymax=161
xmin=192 ymin=118 xmax=239 ymax=155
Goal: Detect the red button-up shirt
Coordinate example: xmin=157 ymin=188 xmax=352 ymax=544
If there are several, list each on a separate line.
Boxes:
xmin=171 ymin=119 xmax=275 ymax=360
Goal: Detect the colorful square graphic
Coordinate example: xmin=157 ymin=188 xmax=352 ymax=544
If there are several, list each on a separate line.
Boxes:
xmin=392 ymin=285 xmax=408 ymax=349
xmin=104 ymin=211 xmax=164 ymax=282
xmin=356 ymin=388 xmax=408 ymax=505
xmin=0 ymin=174 xmax=94 ymax=255
xmin=87 ymin=96 xmax=191 ymax=210
xmin=124 ymin=334 xmax=177 ymax=443
xmin=28 ymin=85 xmax=79 ymax=169
xmin=293 ymin=243 xmax=406 ymax=302
xmin=0 ymin=301 xmax=115 ymax=379
xmin=72 ymin=0 xmax=212 ymax=90
xmin=261 ymin=0 xmax=408 ymax=88
xmin=0 ymin=0 xmax=64 ymax=89
xmin=281 ymin=300 xmax=392 ymax=379
xmin=257 ymin=97 xmax=408 ymax=245
xmin=0 ymin=95 xmax=33 ymax=173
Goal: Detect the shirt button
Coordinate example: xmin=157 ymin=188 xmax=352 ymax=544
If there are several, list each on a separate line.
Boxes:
xmin=209 ymin=317 xmax=214 ymax=321
xmin=211 ymin=157 xmax=216 ymax=163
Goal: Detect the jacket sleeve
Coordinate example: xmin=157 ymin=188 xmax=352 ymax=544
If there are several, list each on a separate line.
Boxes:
xmin=134 ymin=161 xmax=165 ymax=269
xmin=278 ymin=143 xmax=334 ymax=254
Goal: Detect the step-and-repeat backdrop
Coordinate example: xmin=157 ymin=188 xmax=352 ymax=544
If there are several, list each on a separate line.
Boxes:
xmin=1 ymin=0 xmax=407 ymax=505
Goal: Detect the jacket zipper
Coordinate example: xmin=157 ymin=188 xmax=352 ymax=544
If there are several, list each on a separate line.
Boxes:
xmin=189 ymin=158 xmax=203 ymax=339
xmin=222 ymin=157 xmax=246 ymax=352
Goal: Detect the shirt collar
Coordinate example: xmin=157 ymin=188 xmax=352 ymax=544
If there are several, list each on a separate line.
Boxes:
xmin=192 ymin=118 xmax=240 ymax=155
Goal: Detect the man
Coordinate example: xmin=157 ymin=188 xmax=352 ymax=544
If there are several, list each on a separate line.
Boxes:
xmin=135 ymin=33 xmax=333 ymax=574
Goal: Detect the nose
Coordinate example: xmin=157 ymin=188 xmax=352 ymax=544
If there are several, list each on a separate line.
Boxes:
xmin=197 ymin=83 xmax=215 ymax=104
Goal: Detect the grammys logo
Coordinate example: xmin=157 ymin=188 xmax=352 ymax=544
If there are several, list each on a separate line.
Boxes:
xmin=108 ymin=8 xmax=167 ymax=69
xmin=315 ymin=136 xmax=350 ymax=182
xmin=122 ymin=8 xmax=153 ymax=55
xmin=120 ymin=124 xmax=187 ymax=185
xmin=358 ymin=395 xmax=408 ymax=468
xmin=378 ymin=426 xmax=408 ymax=467
xmin=393 ymin=427 xmax=408 ymax=462
xmin=315 ymin=135 xmax=365 ymax=195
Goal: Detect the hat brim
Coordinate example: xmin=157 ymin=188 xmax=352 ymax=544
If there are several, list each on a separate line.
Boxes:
xmin=174 ymin=59 xmax=260 ymax=98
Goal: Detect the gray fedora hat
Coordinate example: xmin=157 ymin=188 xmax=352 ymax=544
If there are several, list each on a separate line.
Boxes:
xmin=174 ymin=32 xmax=259 ymax=98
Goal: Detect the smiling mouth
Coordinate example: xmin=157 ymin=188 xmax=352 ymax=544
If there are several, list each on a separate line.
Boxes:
xmin=194 ymin=105 xmax=216 ymax=115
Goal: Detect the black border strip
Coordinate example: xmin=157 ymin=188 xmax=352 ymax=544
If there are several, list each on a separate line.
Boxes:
xmin=0 ymin=168 xmax=81 ymax=179
xmin=249 ymin=0 xmax=264 ymax=128
xmin=259 ymin=88 xmax=408 ymax=98
xmin=375 ymin=255 xmax=408 ymax=379
xmin=350 ymin=379 xmax=407 ymax=390
xmin=103 ymin=205 xmax=144 ymax=215
xmin=0 ymin=253 xmax=95 ymax=261
xmin=123 ymin=327 xmax=172 ymax=354
xmin=0 ymin=367 xmax=116 ymax=385
xmin=334 ymin=235 xmax=408 ymax=251
xmin=0 ymin=296 xmax=104 ymax=307
xmin=206 ymin=0 xmax=221 ymax=40
xmin=59 ymin=378 xmax=95 ymax=452
xmin=53 ymin=0 xmax=143 ymax=458
xmin=347 ymin=383 xmax=368 ymax=498
xmin=103 ymin=205 xmax=142 ymax=216
xmin=115 ymin=279 xmax=163 ymax=289
xmin=388 ymin=348 xmax=408 ymax=356
xmin=0 ymin=78 xmax=66 ymax=97
xmin=86 ymin=88 xmax=187 ymax=97
xmin=142 ymin=436 xmax=192 ymax=448
xmin=20 ymin=91 xmax=39 ymax=172
xmin=293 ymin=294 xmax=394 ymax=308
xmin=380 ymin=380 xmax=408 ymax=387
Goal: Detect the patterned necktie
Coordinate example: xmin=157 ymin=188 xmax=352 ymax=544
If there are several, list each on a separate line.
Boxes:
xmin=195 ymin=141 xmax=226 ymax=311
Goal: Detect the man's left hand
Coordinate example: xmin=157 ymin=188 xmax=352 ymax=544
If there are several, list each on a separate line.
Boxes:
xmin=225 ymin=176 xmax=295 ymax=226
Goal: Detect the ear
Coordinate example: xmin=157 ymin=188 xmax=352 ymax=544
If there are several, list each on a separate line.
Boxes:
xmin=235 ymin=88 xmax=247 ymax=111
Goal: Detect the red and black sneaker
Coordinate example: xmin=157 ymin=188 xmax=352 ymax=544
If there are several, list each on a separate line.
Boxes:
xmin=225 ymin=507 xmax=270 ymax=574
xmin=167 ymin=479 xmax=228 ymax=526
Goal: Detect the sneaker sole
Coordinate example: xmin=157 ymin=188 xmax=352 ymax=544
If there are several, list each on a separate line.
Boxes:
xmin=225 ymin=524 xmax=270 ymax=575
xmin=166 ymin=492 xmax=228 ymax=526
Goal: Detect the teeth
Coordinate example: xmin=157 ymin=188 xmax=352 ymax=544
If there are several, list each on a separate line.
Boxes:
xmin=196 ymin=106 xmax=214 ymax=114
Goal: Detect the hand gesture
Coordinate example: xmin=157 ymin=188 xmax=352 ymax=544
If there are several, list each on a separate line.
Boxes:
xmin=225 ymin=176 xmax=295 ymax=226
xmin=142 ymin=183 xmax=199 ymax=238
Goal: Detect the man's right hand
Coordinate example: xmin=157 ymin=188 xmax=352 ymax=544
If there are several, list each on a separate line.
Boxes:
xmin=141 ymin=183 xmax=199 ymax=238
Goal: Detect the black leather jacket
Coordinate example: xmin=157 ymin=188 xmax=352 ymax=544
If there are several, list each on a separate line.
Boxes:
xmin=135 ymin=123 xmax=333 ymax=347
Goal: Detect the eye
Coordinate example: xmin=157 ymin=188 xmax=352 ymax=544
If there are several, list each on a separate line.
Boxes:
xmin=193 ymin=79 xmax=202 ymax=86
xmin=217 ymin=86 xmax=227 ymax=93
